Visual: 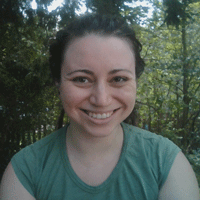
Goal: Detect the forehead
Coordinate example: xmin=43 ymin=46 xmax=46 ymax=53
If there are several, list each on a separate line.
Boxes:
xmin=64 ymin=34 xmax=135 ymax=59
xmin=61 ymin=34 xmax=135 ymax=74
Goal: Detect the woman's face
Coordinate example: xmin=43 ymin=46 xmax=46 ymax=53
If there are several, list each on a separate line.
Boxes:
xmin=59 ymin=34 xmax=136 ymax=137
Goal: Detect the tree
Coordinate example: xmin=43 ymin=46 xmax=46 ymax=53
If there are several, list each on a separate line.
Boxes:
xmin=0 ymin=0 xmax=58 ymax=179
xmin=162 ymin=0 xmax=200 ymax=148
xmin=135 ymin=0 xmax=200 ymax=154
xmin=85 ymin=0 xmax=149 ymax=25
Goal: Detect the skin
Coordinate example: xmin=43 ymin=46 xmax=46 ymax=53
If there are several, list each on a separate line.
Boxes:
xmin=59 ymin=34 xmax=136 ymax=185
xmin=0 ymin=34 xmax=199 ymax=199
xmin=59 ymin=34 xmax=136 ymax=140
xmin=158 ymin=151 xmax=200 ymax=200
xmin=0 ymin=162 xmax=35 ymax=200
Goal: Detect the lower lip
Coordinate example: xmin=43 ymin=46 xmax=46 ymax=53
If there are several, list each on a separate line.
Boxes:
xmin=81 ymin=110 xmax=118 ymax=125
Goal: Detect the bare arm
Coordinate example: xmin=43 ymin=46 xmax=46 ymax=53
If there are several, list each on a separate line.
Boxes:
xmin=158 ymin=151 xmax=200 ymax=200
xmin=0 ymin=162 xmax=36 ymax=200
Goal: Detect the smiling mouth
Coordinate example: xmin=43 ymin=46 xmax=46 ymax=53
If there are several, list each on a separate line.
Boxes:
xmin=81 ymin=109 xmax=119 ymax=119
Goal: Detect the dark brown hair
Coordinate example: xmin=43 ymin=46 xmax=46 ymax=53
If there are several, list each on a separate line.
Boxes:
xmin=49 ymin=14 xmax=145 ymax=83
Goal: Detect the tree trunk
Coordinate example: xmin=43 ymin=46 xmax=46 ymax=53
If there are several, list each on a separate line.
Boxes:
xmin=148 ymin=106 xmax=152 ymax=132
xmin=182 ymin=22 xmax=190 ymax=129
xmin=33 ymin=129 xmax=36 ymax=143
xmin=181 ymin=2 xmax=191 ymax=148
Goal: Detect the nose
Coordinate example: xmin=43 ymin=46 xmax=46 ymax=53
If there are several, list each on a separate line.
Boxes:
xmin=89 ymin=81 xmax=112 ymax=107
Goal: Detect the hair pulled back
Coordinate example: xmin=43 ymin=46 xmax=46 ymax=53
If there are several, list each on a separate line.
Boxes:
xmin=49 ymin=14 xmax=145 ymax=83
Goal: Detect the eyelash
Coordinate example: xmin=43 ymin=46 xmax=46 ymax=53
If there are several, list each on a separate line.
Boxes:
xmin=71 ymin=76 xmax=129 ymax=85
xmin=111 ymin=76 xmax=128 ymax=83
xmin=72 ymin=77 xmax=89 ymax=83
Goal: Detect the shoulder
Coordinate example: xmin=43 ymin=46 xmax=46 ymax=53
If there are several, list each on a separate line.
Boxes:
xmin=122 ymin=123 xmax=200 ymax=199
xmin=0 ymin=162 xmax=36 ymax=200
xmin=9 ymin=125 xmax=68 ymax=197
xmin=28 ymin=125 xmax=67 ymax=150
xmin=121 ymin=122 xmax=176 ymax=146
xmin=121 ymin=122 xmax=182 ymax=188
xmin=122 ymin=122 xmax=162 ymax=138
xmin=121 ymin=122 xmax=181 ymax=163
xmin=158 ymin=151 xmax=200 ymax=200
xmin=12 ymin=125 xmax=67 ymax=161
xmin=11 ymin=125 xmax=68 ymax=171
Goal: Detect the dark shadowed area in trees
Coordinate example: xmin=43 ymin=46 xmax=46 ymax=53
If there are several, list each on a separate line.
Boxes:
xmin=0 ymin=0 xmax=199 ymax=186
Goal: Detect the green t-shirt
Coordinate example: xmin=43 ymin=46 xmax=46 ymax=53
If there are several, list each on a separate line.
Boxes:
xmin=11 ymin=122 xmax=181 ymax=200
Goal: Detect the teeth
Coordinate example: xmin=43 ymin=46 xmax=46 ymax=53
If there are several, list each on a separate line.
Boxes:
xmin=88 ymin=111 xmax=113 ymax=119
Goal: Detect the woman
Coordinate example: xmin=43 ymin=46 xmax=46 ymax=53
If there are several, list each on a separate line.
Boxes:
xmin=0 ymin=14 xmax=199 ymax=200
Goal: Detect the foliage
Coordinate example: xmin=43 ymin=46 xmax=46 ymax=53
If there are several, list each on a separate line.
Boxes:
xmin=85 ymin=0 xmax=132 ymax=15
xmin=85 ymin=0 xmax=149 ymax=24
xmin=135 ymin=0 xmax=200 ymax=150
xmin=0 ymin=0 xmax=73 ymax=179
xmin=136 ymin=0 xmax=200 ymax=185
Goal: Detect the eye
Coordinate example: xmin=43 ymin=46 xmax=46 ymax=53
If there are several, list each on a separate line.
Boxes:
xmin=112 ymin=76 xmax=128 ymax=83
xmin=72 ymin=77 xmax=89 ymax=83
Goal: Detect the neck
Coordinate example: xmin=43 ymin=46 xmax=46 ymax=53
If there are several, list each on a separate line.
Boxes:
xmin=66 ymin=123 xmax=124 ymax=159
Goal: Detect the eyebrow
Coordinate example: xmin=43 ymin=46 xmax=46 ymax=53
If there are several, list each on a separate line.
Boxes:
xmin=66 ymin=69 xmax=133 ymax=76
xmin=66 ymin=69 xmax=94 ymax=76
xmin=108 ymin=69 xmax=133 ymax=75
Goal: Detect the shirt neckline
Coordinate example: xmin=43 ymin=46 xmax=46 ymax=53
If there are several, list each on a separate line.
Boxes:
xmin=60 ymin=123 xmax=129 ymax=193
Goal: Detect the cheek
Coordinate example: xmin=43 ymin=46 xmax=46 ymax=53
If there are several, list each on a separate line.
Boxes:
xmin=127 ymin=92 xmax=136 ymax=107
xmin=119 ymin=84 xmax=136 ymax=100
xmin=118 ymin=85 xmax=136 ymax=109
xmin=60 ymin=86 xmax=88 ymax=108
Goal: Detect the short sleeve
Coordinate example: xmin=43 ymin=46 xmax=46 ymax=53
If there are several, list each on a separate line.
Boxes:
xmin=156 ymin=137 xmax=181 ymax=189
xmin=11 ymin=145 xmax=37 ymax=197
